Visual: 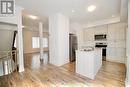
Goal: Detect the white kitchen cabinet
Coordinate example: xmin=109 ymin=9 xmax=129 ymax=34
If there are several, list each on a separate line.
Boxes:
xmin=107 ymin=23 xmax=126 ymax=63
xmin=116 ymin=48 xmax=126 ymax=59
xmin=116 ymin=24 xmax=126 ymax=40
xmin=107 ymin=40 xmax=126 ymax=48
xmin=107 ymin=47 xmax=126 ymax=63
xmin=84 ymin=25 xmax=107 ymax=42
xmin=76 ymin=48 xmax=102 ymax=79
xmin=84 ymin=28 xmax=94 ymax=41
xmin=94 ymin=25 xmax=107 ymax=34
xmin=108 ymin=23 xmax=126 ymax=41
xmin=107 ymin=24 xmax=117 ymax=40
xmin=107 ymin=41 xmax=116 ymax=47
xmin=83 ymin=23 xmax=126 ymax=63
xmin=107 ymin=47 xmax=117 ymax=59
xmin=116 ymin=40 xmax=126 ymax=48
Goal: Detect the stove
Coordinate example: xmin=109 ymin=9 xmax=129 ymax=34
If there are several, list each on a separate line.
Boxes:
xmin=95 ymin=42 xmax=107 ymax=61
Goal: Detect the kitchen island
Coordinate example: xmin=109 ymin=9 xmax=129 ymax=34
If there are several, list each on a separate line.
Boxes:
xmin=76 ymin=48 xmax=102 ymax=80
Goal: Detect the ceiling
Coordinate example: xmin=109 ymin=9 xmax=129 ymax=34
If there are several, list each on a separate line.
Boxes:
xmin=16 ymin=0 xmax=127 ymax=29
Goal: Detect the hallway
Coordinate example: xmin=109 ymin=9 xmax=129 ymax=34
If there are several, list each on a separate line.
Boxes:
xmin=0 ymin=53 xmax=126 ymax=87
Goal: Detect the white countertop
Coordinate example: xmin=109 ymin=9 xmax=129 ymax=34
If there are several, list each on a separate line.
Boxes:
xmin=77 ymin=47 xmax=102 ymax=52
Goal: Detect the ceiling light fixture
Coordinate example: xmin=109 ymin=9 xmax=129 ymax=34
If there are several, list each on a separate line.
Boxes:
xmin=22 ymin=26 xmax=25 ymax=28
xmin=28 ymin=15 xmax=38 ymax=20
xmin=72 ymin=10 xmax=75 ymax=13
xmin=112 ymin=15 xmax=115 ymax=17
xmin=88 ymin=5 xmax=96 ymax=12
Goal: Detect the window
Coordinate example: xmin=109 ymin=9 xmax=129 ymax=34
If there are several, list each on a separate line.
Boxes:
xmin=32 ymin=37 xmax=39 ymax=48
xmin=32 ymin=37 xmax=48 ymax=48
xmin=42 ymin=38 xmax=48 ymax=48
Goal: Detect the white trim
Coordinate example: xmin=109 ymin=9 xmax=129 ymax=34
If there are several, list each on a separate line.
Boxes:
xmin=0 ymin=23 xmax=17 ymax=30
xmin=18 ymin=67 xmax=24 ymax=72
xmin=106 ymin=58 xmax=125 ymax=64
xmin=83 ymin=16 xmax=120 ymax=28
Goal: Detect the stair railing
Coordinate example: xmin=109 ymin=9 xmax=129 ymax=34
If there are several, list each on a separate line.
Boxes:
xmin=0 ymin=50 xmax=17 ymax=76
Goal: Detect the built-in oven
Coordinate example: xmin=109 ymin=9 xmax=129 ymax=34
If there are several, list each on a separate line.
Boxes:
xmin=95 ymin=43 xmax=107 ymax=61
xmin=94 ymin=34 xmax=107 ymax=41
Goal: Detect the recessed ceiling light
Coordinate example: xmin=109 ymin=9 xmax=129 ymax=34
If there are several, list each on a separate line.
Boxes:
xmin=72 ymin=10 xmax=75 ymax=13
xmin=112 ymin=15 xmax=115 ymax=17
xmin=28 ymin=15 xmax=38 ymax=20
xmin=22 ymin=26 xmax=25 ymax=28
xmin=88 ymin=5 xmax=96 ymax=12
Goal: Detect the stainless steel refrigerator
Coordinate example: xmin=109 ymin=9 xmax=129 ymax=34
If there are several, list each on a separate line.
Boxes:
xmin=69 ymin=34 xmax=78 ymax=62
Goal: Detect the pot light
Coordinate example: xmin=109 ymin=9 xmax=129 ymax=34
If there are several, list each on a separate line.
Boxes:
xmin=72 ymin=10 xmax=75 ymax=13
xmin=88 ymin=5 xmax=96 ymax=12
xmin=22 ymin=26 xmax=25 ymax=28
xmin=112 ymin=15 xmax=115 ymax=17
xmin=28 ymin=15 xmax=38 ymax=20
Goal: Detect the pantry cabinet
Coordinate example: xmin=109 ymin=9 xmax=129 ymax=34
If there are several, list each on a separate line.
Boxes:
xmin=107 ymin=23 xmax=126 ymax=41
xmin=107 ymin=23 xmax=126 ymax=63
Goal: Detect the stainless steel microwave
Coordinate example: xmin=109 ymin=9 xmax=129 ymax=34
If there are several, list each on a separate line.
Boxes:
xmin=94 ymin=34 xmax=107 ymax=40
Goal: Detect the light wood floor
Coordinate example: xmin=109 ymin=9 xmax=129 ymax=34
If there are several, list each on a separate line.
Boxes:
xmin=0 ymin=53 xmax=126 ymax=87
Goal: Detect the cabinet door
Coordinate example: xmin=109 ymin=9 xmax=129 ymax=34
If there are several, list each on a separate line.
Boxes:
xmin=107 ymin=41 xmax=116 ymax=47
xmin=108 ymin=41 xmax=126 ymax=48
xmin=116 ymin=48 xmax=126 ymax=59
xmin=94 ymin=25 xmax=107 ymax=34
xmin=108 ymin=23 xmax=126 ymax=41
xmin=107 ymin=47 xmax=126 ymax=63
xmin=116 ymin=24 xmax=126 ymax=40
xmin=116 ymin=41 xmax=126 ymax=48
xmin=84 ymin=29 xmax=94 ymax=41
xmin=107 ymin=47 xmax=117 ymax=59
xmin=108 ymin=24 xmax=117 ymax=40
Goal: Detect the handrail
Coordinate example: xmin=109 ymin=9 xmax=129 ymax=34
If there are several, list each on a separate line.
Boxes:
xmin=0 ymin=53 xmax=16 ymax=59
xmin=0 ymin=50 xmax=17 ymax=76
xmin=0 ymin=50 xmax=17 ymax=53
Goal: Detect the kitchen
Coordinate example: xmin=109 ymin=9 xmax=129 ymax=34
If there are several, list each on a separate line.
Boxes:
xmin=0 ymin=0 xmax=128 ymax=87
xmin=69 ymin=22 xmax=127 ymax=79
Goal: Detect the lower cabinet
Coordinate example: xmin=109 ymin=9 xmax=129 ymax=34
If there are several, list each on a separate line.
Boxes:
xmin=106 ymin=47 xmax=126 ymax=63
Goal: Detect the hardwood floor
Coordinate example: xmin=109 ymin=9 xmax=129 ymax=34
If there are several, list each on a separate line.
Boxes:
xmin=0 ymin=53 xmax=126 ymax=87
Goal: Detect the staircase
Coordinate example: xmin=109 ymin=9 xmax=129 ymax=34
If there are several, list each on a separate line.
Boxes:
xmin=0 ymin=30 xmax=18 ymax=76
xmin=0 ymin=50 xmax=17 ymax=76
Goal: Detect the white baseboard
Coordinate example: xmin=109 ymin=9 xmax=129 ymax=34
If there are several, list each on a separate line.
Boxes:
xmin=19 ymin=67 xmax=24 ymax=72
xmin=125 ymin=81 xmax=130 ymax=87
xmin=106 ymin=59 xmax=125 ymax=64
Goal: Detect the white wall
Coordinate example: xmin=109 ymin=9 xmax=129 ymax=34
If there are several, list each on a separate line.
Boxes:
xmin=126 ymin=0 xmax=130 ymax=86
xmin=0 ymin=30 xmax=14 ymax=51
xmin=70 ymin=23 xmax=84 ymax=49
xmin=0 ymin=23 xmax=17 ymax=51
xmin=70 ymin=23 xmax=77 ymax=34
xmin=23 ymin=30 xmax=49 ymax=54
xmin=49 ymin=13 xmax=69 ymax=66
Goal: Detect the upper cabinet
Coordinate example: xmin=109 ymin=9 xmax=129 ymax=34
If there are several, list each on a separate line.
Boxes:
xmin=84 ymin=25 xmax=107 ymax=42
xmin=107 ymin=24 xmax=117 ymax=40
xmin=116 ymin=23 xmax=126 ymax=40
xmin=84 ymin=28 xmax=94 ymax=41
xmin=94 ymin=25 xmax=107 ymax=35
xmin=107 ymin=23 xmax=126 ymax=41
xmin=83 ymin=23 xmax=126 ymax=47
